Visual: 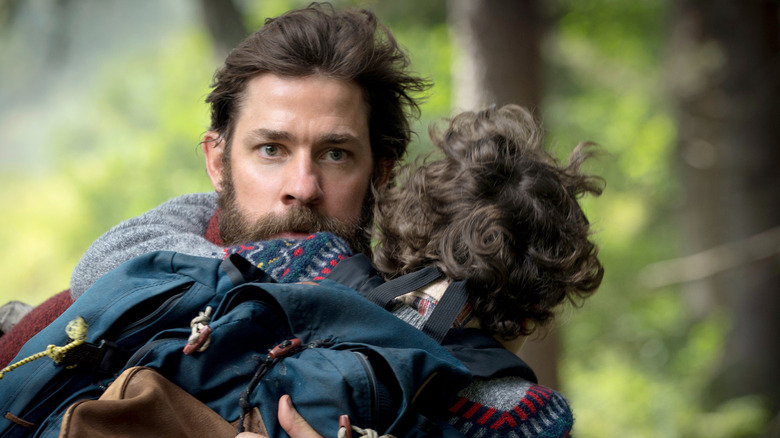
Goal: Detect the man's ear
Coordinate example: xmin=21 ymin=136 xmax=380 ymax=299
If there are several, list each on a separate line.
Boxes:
xmin=203 ymin=131 xmax=225 ymax=192
xmin=374 ymin=158 xmax=395 ymax=188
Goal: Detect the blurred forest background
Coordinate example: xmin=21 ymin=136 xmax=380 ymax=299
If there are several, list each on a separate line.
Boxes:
xmin=1 ymin=0 xmax=778 ymax=436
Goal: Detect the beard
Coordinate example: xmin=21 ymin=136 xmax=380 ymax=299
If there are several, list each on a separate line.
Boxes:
xmin=216 ymin=165 xmax=374 ymax=256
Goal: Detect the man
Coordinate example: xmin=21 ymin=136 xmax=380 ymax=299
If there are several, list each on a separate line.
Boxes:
xmin=0 ymin=2 xmax=425 ymax=315
xmin=0 ymin=5 xmax=426 ymax=434
xmin=198 ymin=0 xmax=428 ymax=253
xmin=58 ymin=2 xmax=429 ymax=300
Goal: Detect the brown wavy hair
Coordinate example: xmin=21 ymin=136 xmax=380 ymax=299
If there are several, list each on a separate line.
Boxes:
xmin=205 ymin=2 xmax=429 ymax=172
xmin=373 ymin=105 xmax=604 ymax=339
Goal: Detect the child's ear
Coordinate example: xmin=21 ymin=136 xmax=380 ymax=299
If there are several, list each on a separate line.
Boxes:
xmin=374 ymin=158 xmax=395 ymax=187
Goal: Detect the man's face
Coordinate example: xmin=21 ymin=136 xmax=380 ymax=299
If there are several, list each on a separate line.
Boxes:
xmin=203 ymin=73 xmax=376 ymax=252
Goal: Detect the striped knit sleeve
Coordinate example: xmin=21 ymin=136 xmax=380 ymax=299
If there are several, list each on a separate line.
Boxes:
xmin=446 ymin=379 xmax=574 ymax=438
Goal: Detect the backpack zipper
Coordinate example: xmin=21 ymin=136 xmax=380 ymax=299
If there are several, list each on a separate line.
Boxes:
xmin=50 ymin=283 xmax=195 ymax=375
xmin=352 ymin=351 xmax=378 ymax=431
xmin=113 ymin=282 xmax=193 ymax=341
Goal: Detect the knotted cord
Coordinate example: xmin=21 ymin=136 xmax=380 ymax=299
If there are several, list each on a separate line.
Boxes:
xmin=0 ymin=316 xmax=88 ymax=380
xmin=338 ymin=424 xmax=396 ymax=438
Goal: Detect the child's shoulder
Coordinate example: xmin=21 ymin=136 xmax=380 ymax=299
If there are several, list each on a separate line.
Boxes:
xmin=447 ymin=375 xmax=574 ymax=438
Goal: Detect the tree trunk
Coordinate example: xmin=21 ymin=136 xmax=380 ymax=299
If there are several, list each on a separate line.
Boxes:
xmin=448 ymin=0 xmax=543 ymax=112
xmin=447 ymin=0 xmax=560 ymax=389
xmin=197 ymin=0 xmax=248 ymax=60
xmin=668 ymin=0 xmax=780 ymax=421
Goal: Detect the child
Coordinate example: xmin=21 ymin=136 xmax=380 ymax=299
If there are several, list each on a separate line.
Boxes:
xmin=375 ymin=103 xmax=603 ymax=346
xmin=369 ymin=103 xmax=604 ymax=436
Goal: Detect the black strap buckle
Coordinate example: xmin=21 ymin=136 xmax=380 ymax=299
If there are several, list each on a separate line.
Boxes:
xmin=60 ymin=339 xmax=126 ymax=374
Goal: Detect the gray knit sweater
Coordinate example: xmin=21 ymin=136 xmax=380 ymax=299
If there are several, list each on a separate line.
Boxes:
xmin=70 ymin=192 xmax=221 ymax=299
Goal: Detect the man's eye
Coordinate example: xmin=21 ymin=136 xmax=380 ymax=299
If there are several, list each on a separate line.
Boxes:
xmin=326 ymin=149 xmax=346 ymax=161
xmin=261 ymin=145 xmax=279 ymax=157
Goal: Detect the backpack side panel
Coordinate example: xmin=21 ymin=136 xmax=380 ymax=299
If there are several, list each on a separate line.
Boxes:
xmin=0 ymin=251 xmax=236 ymax=437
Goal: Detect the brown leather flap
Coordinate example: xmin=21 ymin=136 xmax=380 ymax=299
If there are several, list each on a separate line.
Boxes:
xmin=59 ymin=366 xmax=266 ymax=438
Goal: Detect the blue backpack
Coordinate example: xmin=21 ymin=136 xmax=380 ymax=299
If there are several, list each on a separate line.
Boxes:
xmin=0 ymin=251 xmax=472 ymax=437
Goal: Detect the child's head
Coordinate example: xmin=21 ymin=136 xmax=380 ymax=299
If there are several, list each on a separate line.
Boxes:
xmin=373 ymin=104 xmax=604 ymax=340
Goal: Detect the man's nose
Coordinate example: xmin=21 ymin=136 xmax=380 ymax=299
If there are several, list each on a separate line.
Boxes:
xmin=282 ymin=156 xmax=323 ymax=207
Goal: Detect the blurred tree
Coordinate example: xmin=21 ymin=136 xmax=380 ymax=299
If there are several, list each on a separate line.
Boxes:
xmin=0 ymin=0 xmax=21 ymax=29
xmin=667 ymin=0 xmax=780 ymax=429
xmin=447 ymin=0 xmax=562 ymax=389
xmin=0 ymin=0 xmax=213 ymax=305
xmin=197 ymin=0 xmax=248 ymax=59
xmin=448 ymin=0 xmax=544 ymax=111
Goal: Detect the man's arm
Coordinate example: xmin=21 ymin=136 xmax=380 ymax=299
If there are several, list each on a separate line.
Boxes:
xmin=70 ymin=192 xmax=222 ymax=299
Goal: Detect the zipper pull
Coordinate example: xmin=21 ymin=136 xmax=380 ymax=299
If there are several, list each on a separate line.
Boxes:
xmin=268 ymin=338 xmax=301 ymax=359
xmin=338 ymin=415 xmax=352 ymax=438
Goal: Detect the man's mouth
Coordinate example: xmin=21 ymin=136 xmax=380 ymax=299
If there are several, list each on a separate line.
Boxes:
xmin=272 ymin=232 xmax=312 ymax=241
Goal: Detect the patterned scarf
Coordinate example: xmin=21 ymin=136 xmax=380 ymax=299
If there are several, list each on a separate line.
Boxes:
xmin=218 ymin=232 xmax=352 ymax=283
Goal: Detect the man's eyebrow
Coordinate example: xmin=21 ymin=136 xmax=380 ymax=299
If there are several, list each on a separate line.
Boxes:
xmin=246 ymin=128 xmax=292 ymax=142
xmin=244 ymin=129 xmax=359 ymax=145
xmin=317 ymin=132 xmax=360 ymax=145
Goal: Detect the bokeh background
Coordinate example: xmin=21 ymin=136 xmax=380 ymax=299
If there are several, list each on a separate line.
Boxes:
xmin=1 ymin=0 xmax=778 ymax=436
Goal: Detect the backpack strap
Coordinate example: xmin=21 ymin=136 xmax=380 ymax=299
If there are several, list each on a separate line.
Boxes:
xmin=418 ymin=280 xmax=469 ymax=343
xmin=362 ymin=265 xmax=442 ymax=308
xmin=324 ymin=254 xmax=384 ymax=294
xmin=220 ymin=254 xmax=275 ymax=286
xmin=336 ymin=255 xmax=469 ymax=343
xmin=326 ymin=257 xmax=540 ymax=384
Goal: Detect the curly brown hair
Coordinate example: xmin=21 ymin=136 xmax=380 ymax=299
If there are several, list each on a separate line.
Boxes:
xmin=373 ymin=104 xmax=604 ymax=340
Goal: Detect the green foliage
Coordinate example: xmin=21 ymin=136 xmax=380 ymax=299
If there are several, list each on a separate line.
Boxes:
xmin=546 ymin=0 xmax=771 ymax=435
xmin=0 ymin=27 xmax=215 ymax=305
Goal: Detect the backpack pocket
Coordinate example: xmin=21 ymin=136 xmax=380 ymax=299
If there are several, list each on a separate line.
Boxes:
xmin=250 ymin=346 xmax=399 ymax=438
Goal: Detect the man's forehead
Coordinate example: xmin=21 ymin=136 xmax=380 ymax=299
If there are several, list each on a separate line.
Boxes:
xmin=232 ymin=73 xmax=371 ymax=143
xmin=239 ymin=74 xmax=368 ymax=113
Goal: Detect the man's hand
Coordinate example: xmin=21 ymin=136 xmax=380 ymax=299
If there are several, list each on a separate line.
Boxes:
xmin=277 ymin=394 xmax=323 ymax=437
xmin=236 ymin=395 xmax=323 ymax=438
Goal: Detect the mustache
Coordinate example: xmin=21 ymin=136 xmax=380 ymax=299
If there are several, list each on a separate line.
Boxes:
xmin=220 ymin=205 xmax=370 ymax=255
xmin=244 ymin=207 xmax=352 ymax=241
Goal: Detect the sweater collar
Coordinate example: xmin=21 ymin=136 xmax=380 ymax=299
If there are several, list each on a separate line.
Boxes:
xmin=205 ymin=209 xmax=222 ymax=246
